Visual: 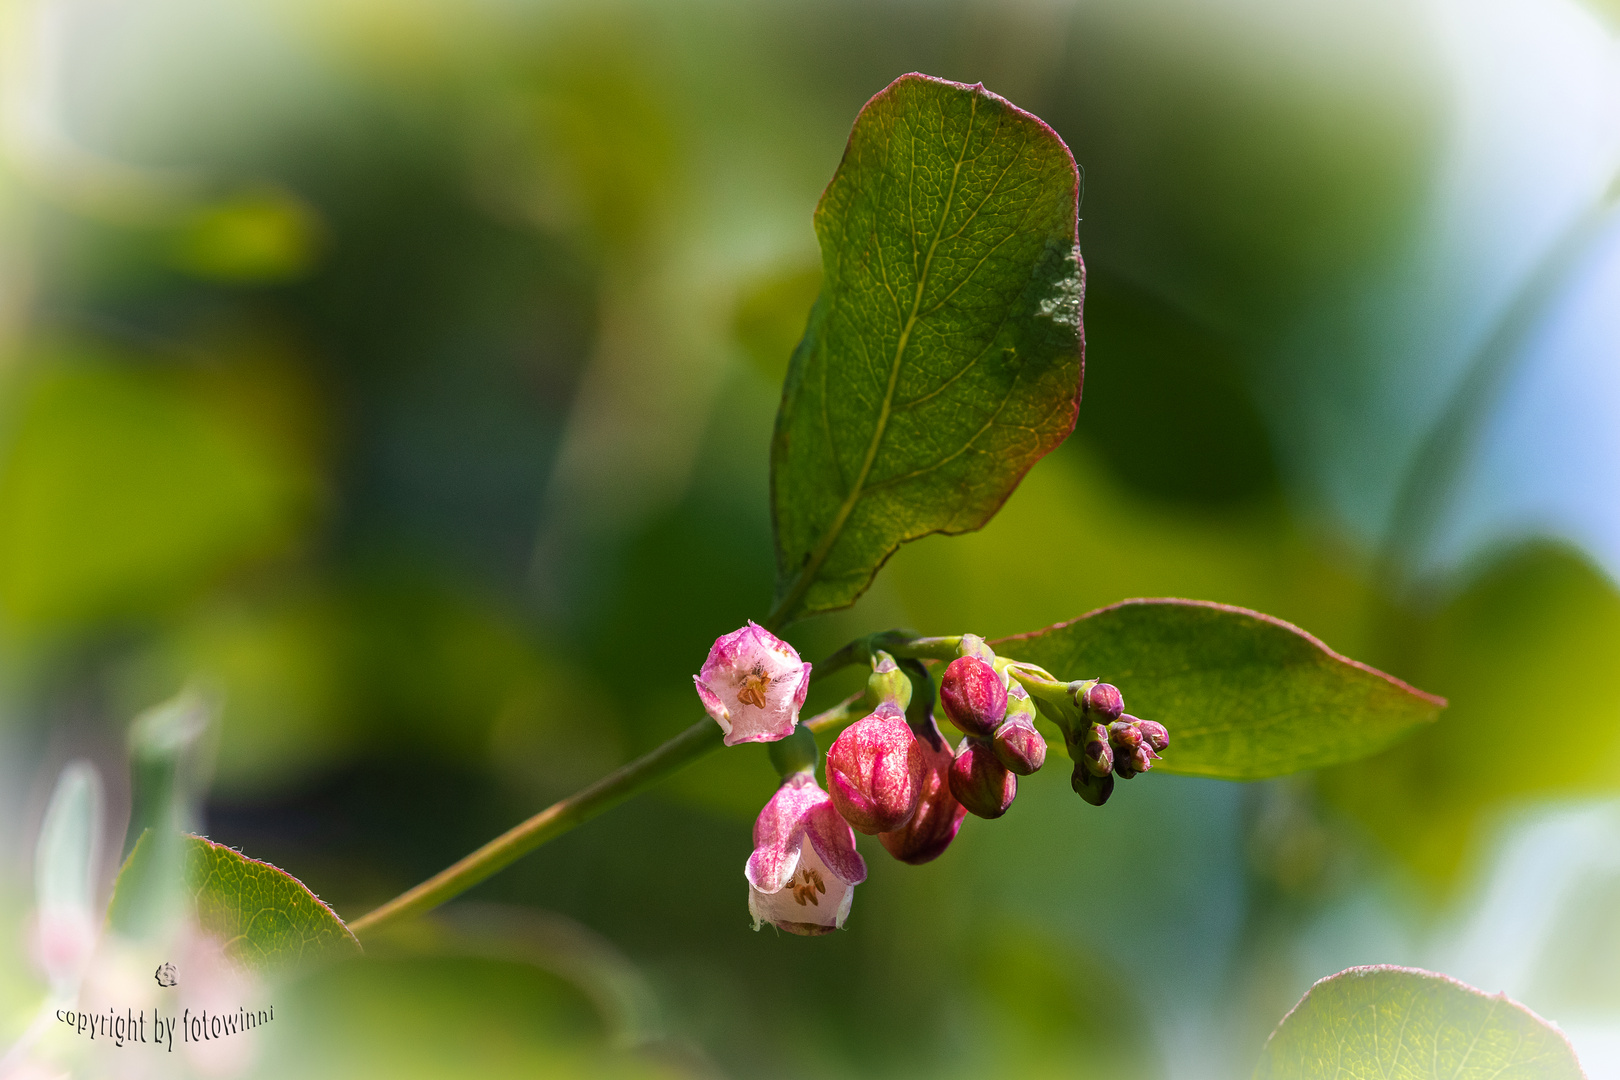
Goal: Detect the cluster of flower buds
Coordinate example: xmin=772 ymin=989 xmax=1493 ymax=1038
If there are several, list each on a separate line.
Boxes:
xmin=936 ymin=636 xmax=1049 ymax=820
xmin=1065 ymin=680 xmax=1169 ymax=806
xmin=696 ymin=623 xmax=1167 ymax=934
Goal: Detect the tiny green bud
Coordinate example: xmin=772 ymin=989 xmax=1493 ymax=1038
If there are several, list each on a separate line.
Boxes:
xmin=865 ymin=651 xmax=913 ymax=713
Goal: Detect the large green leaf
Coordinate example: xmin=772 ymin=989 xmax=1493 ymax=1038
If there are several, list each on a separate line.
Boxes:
xmin=997 ymin=599 xmax=1444 ymax=779
xmin=110 ymin=832 xmax=360 ymax=975
xmin=1255 ymin=966 xmax=1584 ymax=1079
xmin=770 ymin=73 xmax=1083 ymax=622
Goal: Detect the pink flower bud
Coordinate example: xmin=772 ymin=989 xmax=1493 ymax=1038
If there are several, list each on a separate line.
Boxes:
xmin=993 ymin=719 xmax=1046 ymax=775
xmin=1080 ymin=722 xmax=1113 ymax=777
xmin=1135 ymin=719 xmax=1169 ymax=753
xmin=746 ymin=772 xmax=867 ymax=936
xmin=1107 ymin=720 xmax=1142 ymax=751
xmin=949 ymin=738 xmax=1017 ymax=819
xmin=826 ymin=707 xmax=926 ymax=834
xmin=878 ymin=725 xmax=968 ymax=865
xmin=1083 ymin=682 xmax=1124 ymax=722
xmin=992 ymin=687 xmax=1045 ymax=775
xmin=694 ymin=621 xmax=812 ymax=746
xmin=939 ymin=657 xmax=1007 ymax=738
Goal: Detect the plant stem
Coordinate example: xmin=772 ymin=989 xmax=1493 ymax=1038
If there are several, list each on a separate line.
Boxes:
xmin=348 ymin=718 xmax=723 ymax=940
xmin=348 ymin=642 xmax=874 ymax=941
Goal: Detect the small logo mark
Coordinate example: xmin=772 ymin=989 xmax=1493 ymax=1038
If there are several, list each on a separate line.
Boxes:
xmin=154 ymin=962 xmax=178 ymax=988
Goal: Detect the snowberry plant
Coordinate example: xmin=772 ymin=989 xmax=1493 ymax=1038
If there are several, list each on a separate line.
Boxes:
xmin=13 ymin=74 xmax=1589 ymax=1079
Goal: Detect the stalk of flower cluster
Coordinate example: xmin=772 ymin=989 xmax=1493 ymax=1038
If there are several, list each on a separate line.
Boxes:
xmin=349 ymin=634 xmax=873 ymax=940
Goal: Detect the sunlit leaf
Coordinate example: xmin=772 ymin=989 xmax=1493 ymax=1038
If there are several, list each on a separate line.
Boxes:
xmin=997 ymin=599 xmax=1444 ymax=779
xmin=110 ymin=832 xmax=360 ymax=975
xmin=770 ymin=73 xmax=1083 ymax=622
xmin=1254 ymin=966 xmax=1584 ymax=1079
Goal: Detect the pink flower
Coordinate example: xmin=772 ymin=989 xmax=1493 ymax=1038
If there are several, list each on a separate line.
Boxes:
xmin=825 ymin=706 xmax=926 ymax=834
xmin=746 ymin=772 xmax=867 ymax=935
xmin=694 ymin=622 xmax=812 ymax=746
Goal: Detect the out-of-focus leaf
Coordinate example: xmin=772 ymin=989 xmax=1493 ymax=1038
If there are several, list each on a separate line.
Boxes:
xmin=0 ymin=347 xmax=313 ymax=628
xmin=170 ymin=187 xmax=322 ymax=283
xmin=770 ymin=73 xmax=1083 ymax=622
xmin=734 ymin=262 xmax=822 ymax=385
xmin=997 ymin=599 xmax=1444 ymax=779
xmin=110 ymin=832 xmax=359 ymax=975
xmin=1254 ymin=965 xmax=1584 ymax=1079
xmin=1322 ymin=545 xmax=1620 ymax=887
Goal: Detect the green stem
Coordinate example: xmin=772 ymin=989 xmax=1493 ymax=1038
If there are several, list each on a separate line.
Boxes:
xmin=348 ymin=718 xmax=723 ymax=940
xmin=348 ymin=637 xmax=876 ymax=941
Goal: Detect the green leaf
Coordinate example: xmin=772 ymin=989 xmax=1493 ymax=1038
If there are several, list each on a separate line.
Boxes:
xmin=1254 ymin=966 xmax=1584 ymax=1079
xmin=770 ymin=73 xmax=1083 ymax=622
xmin=110 ymin=832 xmax=360 ymax=975
xmin=996 ymin=599 xmax=1445 ymax=779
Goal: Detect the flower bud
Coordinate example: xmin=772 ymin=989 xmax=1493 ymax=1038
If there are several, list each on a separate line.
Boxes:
xmin=1071 ymin=762 xmax=1114 ymax=806
xmin=878 ymin=721 xmax=967 ymax=865
xmin=1081 ymin=681 xmax=1124 ymax=723
xmin=826 ymin=707 xmax=926 ymax=834
xmin=865 ymin=651 xmax=913 ymax=713
xmin=993 ymin=717 xmax=1046 ymax=776
xmin=1107 ymin=720 xmax=1142 ymax=752
xmin=1126 ymin=743 xmax=1156 ymax=774
xmin=1080 ymin=722 xmax=1113 ymax=777
xmin=1135 ymin=718 xmax=1169 ymax=753
xmin=949 ymin=738 xmax=1017 ymax=819
xmin=939 ymin=657 xmax=1008 ymax=739
xmin=992 ymin=685 xmax=1045 ymax=775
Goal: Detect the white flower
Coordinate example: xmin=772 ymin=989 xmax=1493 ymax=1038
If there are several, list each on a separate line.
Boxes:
xmin=693 ymin=622 xmax=812 ymax=746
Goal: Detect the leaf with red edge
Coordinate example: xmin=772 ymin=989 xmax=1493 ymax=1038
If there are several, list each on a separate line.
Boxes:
xmin=997 ymin=599 xmax=1445 ymax=779
xmin=770 ymin=73 xmax=1084 ymax=623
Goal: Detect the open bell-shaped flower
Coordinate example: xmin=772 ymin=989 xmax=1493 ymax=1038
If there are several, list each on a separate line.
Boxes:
xmin=695 ymin=622 xmax=813 ymax=746
xmin=746 ymin=771 xmax=868 ymax=935
xmin=826 ymin=705 xmax=926 ymax=834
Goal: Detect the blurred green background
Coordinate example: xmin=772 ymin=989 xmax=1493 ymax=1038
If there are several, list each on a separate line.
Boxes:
xmin=2 ymin=0 xmax=1619 ymax=1076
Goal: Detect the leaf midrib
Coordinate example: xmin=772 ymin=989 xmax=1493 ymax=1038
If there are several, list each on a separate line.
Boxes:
xmin=769 ymin=96 xmax=979 ymax=626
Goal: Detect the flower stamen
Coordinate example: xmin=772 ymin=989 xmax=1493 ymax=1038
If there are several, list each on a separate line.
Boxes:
xmin=737 ymin=668 xmax=773 ymax=710
xmin=789 ymin=868 xmax=826 ymax=906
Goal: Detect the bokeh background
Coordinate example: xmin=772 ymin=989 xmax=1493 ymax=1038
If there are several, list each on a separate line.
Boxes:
xmin=1 ymin=0 xmax=1618 ymax=1076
